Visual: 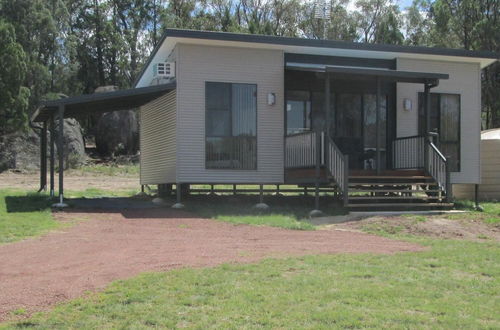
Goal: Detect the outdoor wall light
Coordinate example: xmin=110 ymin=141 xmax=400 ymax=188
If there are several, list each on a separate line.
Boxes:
xmin=267 ymin=93 xmax=276 ymax=106
xmin=403 ymin=98 xmax=412 ymax=111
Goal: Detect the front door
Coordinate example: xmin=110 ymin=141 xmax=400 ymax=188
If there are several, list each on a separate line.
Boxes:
xmin=334 ymin=93 xmax=388 ymax=170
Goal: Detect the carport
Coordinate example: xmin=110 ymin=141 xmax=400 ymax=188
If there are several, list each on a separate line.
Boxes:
xmin=31 ymin=83 xmax=176 ymax=206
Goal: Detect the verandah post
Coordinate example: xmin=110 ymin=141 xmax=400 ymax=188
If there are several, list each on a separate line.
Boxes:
xmin=314 ymin=131 xmax=321 ymax=211
xmin=445 ymin=161 xmax=452 ymax=203
xmin=375 ymin=76 xmax=381 ymax=175
xmin=424 ymin=83 xmax=431 ymax=170
xmin=324 ymin=72 xmax=330 ymax=162
xmin=343 ymin=155 xmax=349 ymax=207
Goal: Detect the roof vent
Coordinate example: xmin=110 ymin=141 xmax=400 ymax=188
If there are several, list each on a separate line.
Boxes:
xmin=153 ymin=62 xmax=175 ymax=78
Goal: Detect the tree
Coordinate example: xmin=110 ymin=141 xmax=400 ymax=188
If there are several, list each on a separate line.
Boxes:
xmin=430 ymin=0 xmax=500 ymax=128
xmin=354 ymin=0 xmax=403 ymax=44
xmin=404 ymin=0 xmax=431 ymax=46
xmin=0 ymin=20 xmax=30 ymax=135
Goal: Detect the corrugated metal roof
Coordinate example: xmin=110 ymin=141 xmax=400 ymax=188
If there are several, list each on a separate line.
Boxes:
xmin=32 ymin=83 xmax=176 ymax=122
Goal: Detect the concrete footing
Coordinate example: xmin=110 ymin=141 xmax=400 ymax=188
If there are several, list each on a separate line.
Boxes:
xmin=152 ymin=197 xmax=167 ymax=205
xmin=52 ymin=202 xmax=69 ymax=208
xmin=254 ymin=203 xmax=269 ymax=210
xmin=309 ymin=209 xmax=324 ymax=218
xmin=172 ymin=202 xmax=185 ymax=209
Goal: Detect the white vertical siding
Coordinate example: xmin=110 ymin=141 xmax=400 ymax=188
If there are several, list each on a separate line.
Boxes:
xmin=396 ymin=59 xmax=481 ymax=184
xmin=140 ymin=90 xmax=176 ymax=184
xmin=176 ymin=44 xmax=284 ymax=183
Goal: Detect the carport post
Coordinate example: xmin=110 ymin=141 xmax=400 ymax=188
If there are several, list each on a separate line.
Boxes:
xmin=54 ymin=104 xmax=68 ymax=208
xmin=49 ymin=114 xmax=55 ymax=197
xmin=39 ymin=120 xmax=48 ymax=191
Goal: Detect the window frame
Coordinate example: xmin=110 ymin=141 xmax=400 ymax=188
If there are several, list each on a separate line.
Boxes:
xmin=205 ymin=81 xmax=258 ymax=170
xmin=418 ymin=92 xmax=461 ymax=172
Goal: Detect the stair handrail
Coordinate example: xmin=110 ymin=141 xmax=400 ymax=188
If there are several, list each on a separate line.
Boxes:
xmin=324 ymin=134 xmax=349 ymax=206
xmin=426 ymin=140 xmax=451 ymax=202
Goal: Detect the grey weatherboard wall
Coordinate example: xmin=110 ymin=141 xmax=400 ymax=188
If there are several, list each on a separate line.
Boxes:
xmin=140 ymin=90 xmax=177 ymax=185
xmin=175 ymin=43 xmax=285 ymax=184
xmin=396 ymin=58 xmax=481 ymax=184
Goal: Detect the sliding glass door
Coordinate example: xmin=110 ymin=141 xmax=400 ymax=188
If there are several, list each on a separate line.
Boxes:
xmin=333 ymin=93 xmax=387 ymax=170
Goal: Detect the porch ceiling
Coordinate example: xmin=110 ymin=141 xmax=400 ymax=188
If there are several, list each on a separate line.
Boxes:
xmin=31 ymin=83 xmax=176 ymax=123
xmin=286 ymin=63 xmax=449 ymax=84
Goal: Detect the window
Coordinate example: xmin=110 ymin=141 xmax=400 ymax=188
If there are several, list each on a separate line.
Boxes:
xmin=419 ymin=93 xmax=461 ymax=172
xmin=205 ymin=82 xmax=257 ymax=169
xmin=286 ymin=91 xmax=311 ymax=135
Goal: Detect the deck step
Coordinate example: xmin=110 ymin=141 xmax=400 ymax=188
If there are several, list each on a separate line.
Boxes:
xmin=349 ymin=195 xmax=441 ymax=200
xmin=348 ymin=203 xmax=453 ymax=208
xmin=349 ymin=189 xmax=440 ymax=193
xmin=349 ymin=182 xmax=436 ymax=186
xmin=349 ymin=175 xmax=432 ymax=180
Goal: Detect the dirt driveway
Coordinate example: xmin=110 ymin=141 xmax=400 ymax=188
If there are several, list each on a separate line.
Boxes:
xmin=0 ymin=208 xmax=423 ymax=321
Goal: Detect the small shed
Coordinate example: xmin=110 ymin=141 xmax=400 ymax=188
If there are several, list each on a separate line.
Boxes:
xmin=454 ymin=128 xmax=500 ymax=201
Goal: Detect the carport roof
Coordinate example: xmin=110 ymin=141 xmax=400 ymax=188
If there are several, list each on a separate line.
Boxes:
xmin=32 ymin=83 xmax=176 ymax=123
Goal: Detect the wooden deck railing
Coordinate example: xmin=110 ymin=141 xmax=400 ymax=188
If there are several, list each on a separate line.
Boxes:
xmin=392 ymin=135 xmax=425 ymax=169
xmin=325 ymin=135 xmax=349 ymax=206
xmin=392 ymin=135 xmax=451 ymax=201
xmin=285 ymin=131 xmax=318 ymax=169
xmin=285 ymin=131 xmax=348 ymax=205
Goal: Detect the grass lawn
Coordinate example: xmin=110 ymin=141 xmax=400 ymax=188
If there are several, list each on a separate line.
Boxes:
xmin=66 ymin=164 xmax=139 ymax=176
xmin=454 ymin=199 xmax=500 ymax=224
xmin=0 ymin=190 xmax=58 ymax=244
xmin=1 ymin=189 xmax=498 ymax=328
xmin=4 ymin=238 xmax=498 ymax=328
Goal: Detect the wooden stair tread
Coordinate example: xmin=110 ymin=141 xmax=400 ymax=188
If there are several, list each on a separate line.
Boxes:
xmin=349 ymin=182 xmax=437 ymax=186
xmin=349 ymin=196 xmax=441 ymax=200
xmin=348 ymin=203 xmax=453 ymax=208
xmin=349 ymin=189 xmax=440 ymax=193
xmin=349 ymin=175 xmax=432 ymax=179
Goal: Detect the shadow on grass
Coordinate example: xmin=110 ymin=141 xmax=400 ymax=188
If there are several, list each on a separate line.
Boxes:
xmin=182 ymin=194 xmax=348 ymax=220
xmin=4 ymin=194 xmax=54 ymax=213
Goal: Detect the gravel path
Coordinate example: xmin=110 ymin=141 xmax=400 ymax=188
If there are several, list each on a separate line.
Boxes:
xmin=0 ymin=208 xmax=423 ymax=321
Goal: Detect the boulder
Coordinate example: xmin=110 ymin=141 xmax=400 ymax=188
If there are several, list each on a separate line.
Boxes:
xmin=95 ymin=110 xmax=139 ymax=156
xmin=94 ymin=85 xmax=139 ymax=157
xmin=0 ymin=118 xmax=86 ymax=172
xmin=0 ymin=129 xmax=40 ymax=172
xmin=57 ymin=118 xmax=86 ymax=168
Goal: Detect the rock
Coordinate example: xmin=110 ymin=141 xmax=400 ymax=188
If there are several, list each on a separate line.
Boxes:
xmin=57 ymin=118 xmax=86 ymax=168
xmin=0 ymin=118 xmax=86 ymax=172
xmin=0 ymin=129 xmax=41 ymax=172
xmin=95 ymin=110 xmax=139 ymax=157
xmin=94 ymin=86 xmax=118 ymax=94
xmin=94 ymin=86 xmax=139 ymax=157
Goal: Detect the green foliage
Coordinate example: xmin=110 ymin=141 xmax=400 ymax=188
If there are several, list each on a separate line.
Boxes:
xmin=0 ymin=0 xmax=498 ymax=137
xmin=0 ymin=20 xmax=30 ymax=135
xmin=4 ymin=239 xmax=499 ymax=328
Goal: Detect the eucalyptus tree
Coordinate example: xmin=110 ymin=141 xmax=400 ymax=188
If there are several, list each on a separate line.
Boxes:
xmin=0 ymin=20 xmax=30 ymax=135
